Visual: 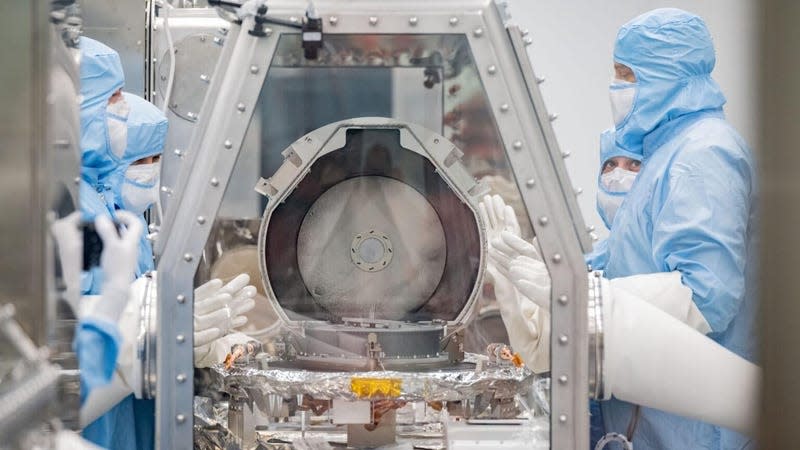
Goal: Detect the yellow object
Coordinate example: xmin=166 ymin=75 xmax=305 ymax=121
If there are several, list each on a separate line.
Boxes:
xmin=350 ymin=377 xmax=402 ymax=399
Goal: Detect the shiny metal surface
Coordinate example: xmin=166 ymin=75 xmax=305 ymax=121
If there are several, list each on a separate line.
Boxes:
xmin=296 ymin=176 xmax=447 ymax=320
xmin=81 ymin=0 xmax=147 ymax=96
xmin=156 ymin=33 xmax=222 ymax=121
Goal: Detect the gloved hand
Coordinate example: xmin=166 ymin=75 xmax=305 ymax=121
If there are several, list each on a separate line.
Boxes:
xmin=492 ymin=230 xmax=543 ymax=276
xmin=508 ymin=255 xmax=552 ymax=311
xmin=50 ymin=211 xmax=82 ymax=314
xmin=479 ymin=195 xmax=521 ymax=275
xmin=193 ymin=274 xmax=257 ymax=367
xmin=82 ymin=211 xmax=143 ymax=324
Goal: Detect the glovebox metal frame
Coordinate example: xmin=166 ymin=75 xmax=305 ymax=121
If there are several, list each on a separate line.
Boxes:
xmin=154 ymin=2 xmax=592 ymax=448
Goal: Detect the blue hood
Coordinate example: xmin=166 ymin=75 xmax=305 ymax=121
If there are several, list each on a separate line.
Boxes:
xmin=613 ymin=8 xmax=726 ymax=155
xmin=107 ymin=92 xmax=168 ymax=208
xmin=79 ymin=37 xmax=125 ymax=187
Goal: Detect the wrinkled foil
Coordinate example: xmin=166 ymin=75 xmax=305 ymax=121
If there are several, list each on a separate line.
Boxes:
xmin=201 ymin=353 xmax=534 ymax=403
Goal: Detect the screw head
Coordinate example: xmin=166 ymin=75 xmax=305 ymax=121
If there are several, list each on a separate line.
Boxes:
xmin=210 ymin=177 xmax=220 ymax=187
xmin=449 ymin=17 xmax=459 ymax=26
xmin=538 ymin=216 xmax=549 ymax=225
xmin=409 ymin=16 xmax=418 ymax=26
xmin=473 ymin=28 xmax=484 ymax=37
xmin=329 ymin=16 xmax=338 ymax=25
xmin=177 ymin=294 xmax=186 ymax=304
xmin=182 ymin=253 xmax=193 ymax=262
xmin=196 ymin=216 xmax=206 ymax=225
xmin=369 ymin=16 xmax=378 ymax=26
xmin=224 ymin=139 xmax=233 ymax=149
xmin=559 ymin=414 xmax=567 ymax=423
xmin=173 ymin=148 xmax=183 ymax=157
xmin=549 ymin=113 xmax=559 ymax=122
xmin=176 ymin=334 xmax=186 ymax=343
xmin=552 ymin=253 xmax=563 ymax=263
xmin=536 ymin=76 xmax=546 ymax=84
xmin=176 ymin=414 xmax=186 ymax=424
xmin=500 ymin=103 xmax=510 ymax=112
xmin=558 ymin=375 xmax=568 ymax=384
xmin=524 ymin=36 xmax=533 ymax=46
xmin=525 ymin=179 xmax=536 ymax=188
xmin=559 ymin=335 xmax=569 ymax=345
xmin=487 ymin=65 xmax=497 ymax=75
xmin=249 ymin=65 xmax=259 ymax=74
xmin=236 ymin=102 xmax=246 ymax=112
xmin=176 ymin=373 xmax=187 ymax=383
xmin=558 ymin=295 xmax=568 ymax=305
xmin=512 ymin=140 xmax=523 ymax=150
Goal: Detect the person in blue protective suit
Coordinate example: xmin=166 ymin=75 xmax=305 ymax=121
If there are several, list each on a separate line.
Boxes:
xmin=78 ymin=36 xmax=129 ymax=296
xmin=585 ymin=128 xmax=642 ymax=271
xmin=81 ymin=92 xmax=168 ymax=450
xmin=591 ymin=8 xmax=758 ymax=449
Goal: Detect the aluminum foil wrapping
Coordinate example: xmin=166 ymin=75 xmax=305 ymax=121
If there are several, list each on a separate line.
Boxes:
xmin=201 ymin=353 xmax=534 ymax=404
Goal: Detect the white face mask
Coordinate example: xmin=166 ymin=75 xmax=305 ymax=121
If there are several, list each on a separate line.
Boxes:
xmin=609 ymin=80 xmax=636 ymax=126
xmin=597 ymin=167 xmax=638 ymax=226
xmin=121 ymin=162 xmax=160 ymax=215
xmin=106 ymin=98 xmax=130 ymax=159
xmin=600 ymin=167 xmax=638 ymax=193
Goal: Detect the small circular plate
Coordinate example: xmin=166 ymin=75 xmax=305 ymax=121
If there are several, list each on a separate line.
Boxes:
xmin=350 ymin=230 xmax=393 ymax=272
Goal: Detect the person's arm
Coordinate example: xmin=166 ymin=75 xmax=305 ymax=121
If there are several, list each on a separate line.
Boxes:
xmin=650 ymin=144 xmax=753 ymax=333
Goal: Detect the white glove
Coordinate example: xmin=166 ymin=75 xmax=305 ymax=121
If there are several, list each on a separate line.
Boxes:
xmin=480 ymin=195 xmax=549 ymax=372
xmin=508 ymin=255 xmax=551 ymax=310
xmin=50 ymin=211 xmax=82 ymax=314
xmin=82 ymin=211 xmax=143 ymax=324
xmin=194 ymin=331 xmax=254 ymax=369
xmin=194 ymin=274 xmax=257 ymax=367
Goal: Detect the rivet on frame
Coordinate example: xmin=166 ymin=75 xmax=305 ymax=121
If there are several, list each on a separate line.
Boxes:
xmin=177 ymin=294 xmax=186 ymax=304
xmin=558 ymin=294 xmax=568 ymax=305
xmin=549 ymin=113 xmax=559 ymax=122
xmin=574 ymin=187 xmax=583 ymax=196
xmin=369 ymin=16 xmax=378 ymax=26
xmin=536 ymin=76 xmax=546 ymax=84
xmin=176 ymin=334 xmax=186 ymax=343
xmin=512 ymin=140 xmax=523 ymax=150
xmin=538 ymin=216 xmax=549 ymax=226
xmin=289 ymin=16 xmax=299 ymax=23
xmin=408 ymin=16 xmax=418 ymax=26
xmin=173 ymin=148 xmax=183 ymax=157
xmin=74 ymin=177 xmax=80 ymax=185
xmin=236 ymin=102 xmax=246 ymax=112
xmin=224 ymin=139 xmax=233 ymax=149
xmin=524 ymin=36 xmax=533 ymax=46
xmin=176 ymin=373 xmax=187 ymax=383
xmin=183 ymin=253 xmax=193 ymax=262
xmin=526 ymin=179 xmax=536 ymax=188
xmin=449 ymin=17 xmax=459 ymax=26
xmin=552 ymin=253 xmax=563 ymax=263
xmin=328 ymin=16 xmax=338 ymax=26
xmin=187 ymin=112 xmax=197 ymax=120
xmin=562 ymin=151 xmax=571 ymax=158
xmin=210 ymin=177 xmax=220 ymax=187
xmin=558 ymin=375 xmax=568 ymax=384
xmin=200 ymin=74 xmax=209 ymax=82
xmin=559 ymin=334 xmax=569 ymax=345
xmin=500 ymin=103 xmax=510 ymax=112
xmin=487 ymin=65 xmax=497 ymax=75
xmin=559 ymin=414 xmax=568 ymax=423
xmin=521 ymin=28 xmax=530 ymax=36
xmin=160 ymin=186 xmax=174 ymax=196
xmin=196 ymin=216 xmax=206 ymax=225
xmin=250 ymin=65 xmax=259 ymax=74
xmin=176 ymin=414 xmax=186 ymax=424
xmin=213 ymin=36 xmax=223 ymax=45
xmin=473 ymin=28 xmax=484 ymax=37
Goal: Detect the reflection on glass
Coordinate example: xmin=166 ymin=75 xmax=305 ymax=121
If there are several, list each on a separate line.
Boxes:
xmin=198 ymin=33 xmax=534 ymax=339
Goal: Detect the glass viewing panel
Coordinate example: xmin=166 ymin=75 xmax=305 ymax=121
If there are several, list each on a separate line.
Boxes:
xmin=197 ymin=34 xmax=536 ymax=345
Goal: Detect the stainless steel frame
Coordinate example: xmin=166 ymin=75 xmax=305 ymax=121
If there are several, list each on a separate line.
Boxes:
xmin=153 ymin=2 xmax=591 ymax=448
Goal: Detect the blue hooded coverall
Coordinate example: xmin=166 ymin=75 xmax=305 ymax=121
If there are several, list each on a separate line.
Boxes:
xmin=587 ymin=9 xmax=758 ymax=450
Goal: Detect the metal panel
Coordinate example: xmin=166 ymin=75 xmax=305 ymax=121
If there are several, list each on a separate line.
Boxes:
xmin=0 ymin=0 xmax=51 ymax=346
xmin=155 ymin=17 xmax=279 ymax=448
xmin=82 ymin=0 xmax=147 ymax=96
